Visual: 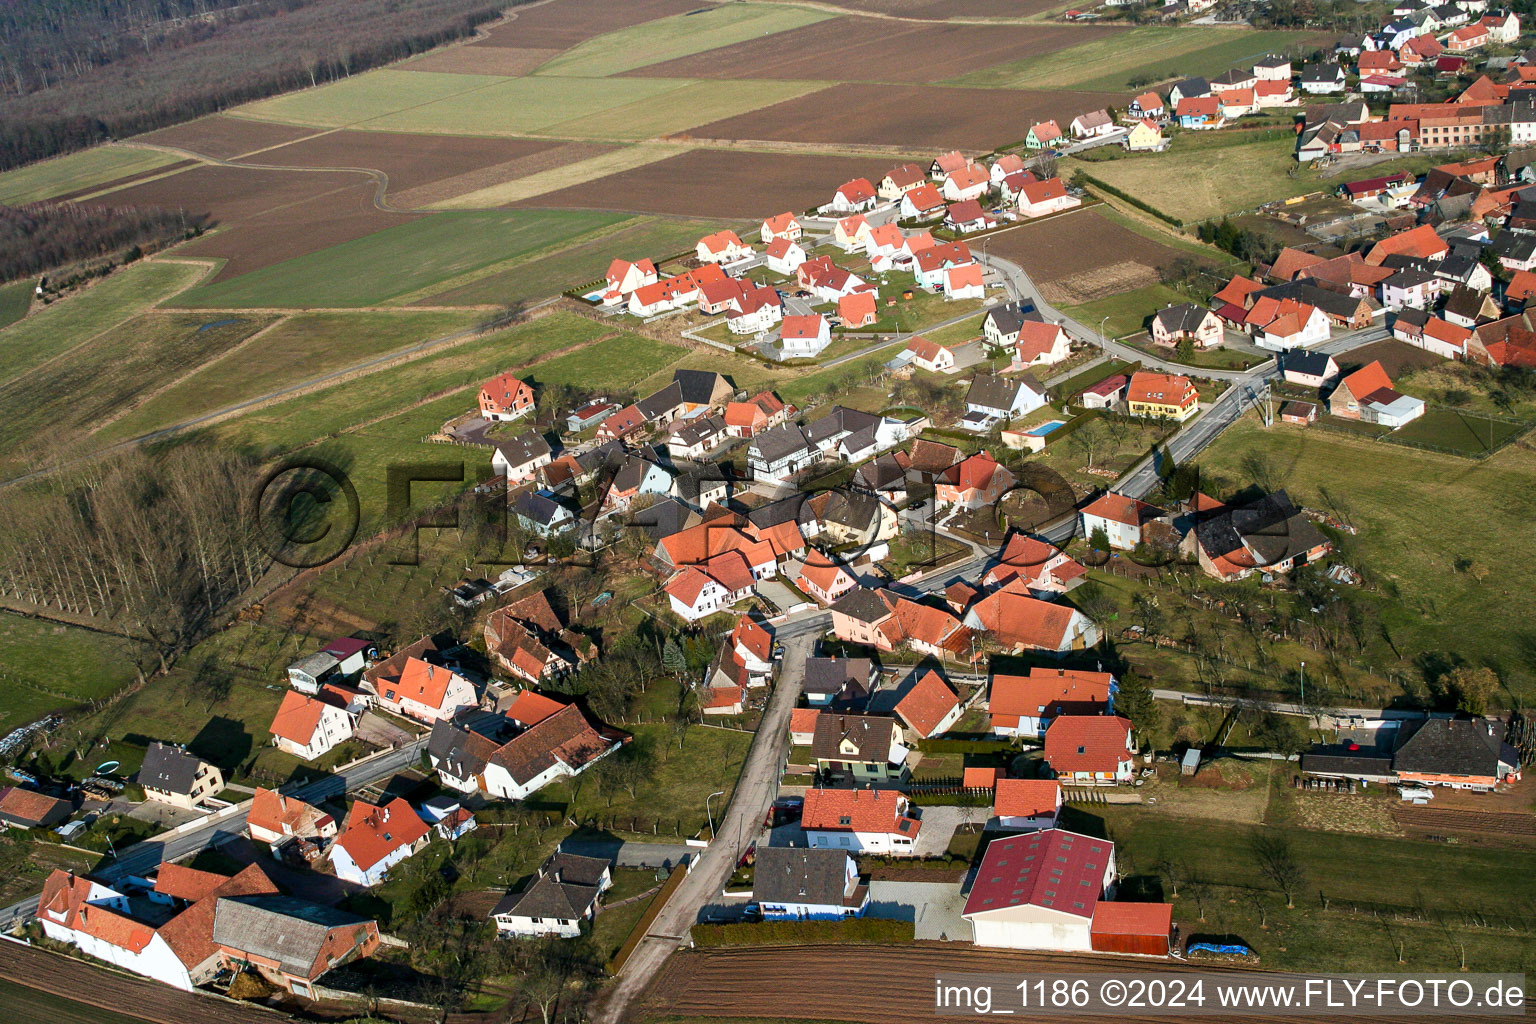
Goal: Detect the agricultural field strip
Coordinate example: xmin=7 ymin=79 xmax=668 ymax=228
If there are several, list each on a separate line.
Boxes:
xmin=0 ymin=146 xmax=185 ymax=206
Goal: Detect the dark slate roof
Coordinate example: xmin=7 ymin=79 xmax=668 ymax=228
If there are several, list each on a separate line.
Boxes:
xmin=1195 ymin=490 xmax=1327 ymax=567
xmin=212 ymin=896 xmax=372 ymax=976
xmin=1443 ymin=285 xmax=1488 ymax=321
xmin=854 ymin=452 xmax=909 ymax=492
xmin=1434 ymin=255 xmax=1480 ymax=283
xmin=983 ymin=300 xmax=1041 ymax=337
xmin=1170 ymin=76 xmax=1210 ymax=97
xmin=672 ymin=415 xmax=726 ymax=448
xmin=491 ymin=852 xmax=609 ymax=918
xmin=1254 ymin=54 xmax=1290 ymax=69
xmin=1393 ymin=306 xmax=1431 ymax=330
xmin=636 ymin=496 xmax=698 ymax=540
xmin=1283 ymin=350 xmax=1336 ymax=377
xmin=820 ymin=490 xmax=884 ymax=533
xmin=637 ymin=381 xmax=684 ymax=422
xmin=753 ymin=847 xmax=855 ymax=906
xmin=748 ymin=423 xmax=812 ymax=464
xmin=428 ymin=718 xmax=506 ymax=781
xmin=1153 ymin=303 xmax=1210 ymax=335
xmin=1301 ymin=63 xmax=1346 ymax=82
xmin=492 ymin=430 xmax=552 ymax=469
xmin=1384 ymin=266 xmax=1438 ymax=289
xmin=830 ymin=586 xmax=893 ymax=624
xmin=803 ymin=656 xmax=873 ymax=697
xmin=1393 ymin=717 xmax=1513 ymax=777
xmin=810 ymin=713 xmax=898 ymax=763
xmin=139 ymin=742 xmax=204 ymax=795
xmin=672 ymin=369 xmax=731 ymax=407
xmin=966 ymin=372 xmax=1031 ymax=414
xmin=612 ymin=453 xmax=667 ymax=493
xmin=673 ymin=468 xmax=728 ymax=507
xmin=1211 ymin=68 xmax=1253 ymax=86
xmin=748 ymin=494 xmax=812 ymax=530
xmin=1300 ymin=748 xmax=1395 ymax=776
xmin=514 ymin=491 xmax=573 ymax=528
xmin=805 ymin=406 xmax=880 ymax=448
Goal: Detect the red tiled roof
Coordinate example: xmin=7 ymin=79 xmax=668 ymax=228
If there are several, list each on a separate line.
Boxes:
xmin=801 ymin=788 xmax=919 ymax=837
xmin=894 ymin=671 xmax=960 ymax=737
xmin=1015 ymin=320 xmax=1065 ymax=361
xmin=836 ymin=178 xmax=875 ymax=203
xmin=335 ymin=797 xmax=429 ymax=874
xmin=1081 ymin=491 xmax=1160 ymax=528
xmin=269 ymin=689 xmax=347 ymax=745
xmin=781 ymin=314 xmax=826 ymax=340
xmin=1338 ymin=360 xmax=1393 ymax=400
xmin=963 ymin=829 xmax=1112 ymax=918
xmin=1126 ymin=370 xmax=1196 ymax=408
xmin=507 ymin=690 xmax=566 ymax=727
xmin=1366 ymin=224 xmax=1448 ymax=265
xmin=391 ymin=657 xmax=465 ymax=711
xmin=990 ymin=669 xmax=1112 ymax=722
xmin=1091 ymin=901 xmax=1173 ymax=938
xmin=963 ymin=765 xmax=1004 ymax=790
xmin=994 ymin=778 xmax=1061 ymax=819
xmin=1020 ymin=176 xmax=1068 ymax=205
xmin=903 ymin=183 xmax=945 ymax=212
xmin=1044 ymin=715 xmax=1134 ymax=774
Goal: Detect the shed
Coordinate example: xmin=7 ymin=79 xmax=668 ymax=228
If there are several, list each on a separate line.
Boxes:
xmin=1090 ymin=902 xmax=1174 ymax=956
xmin=1180 ymin=748 xmax=1201 ymax=776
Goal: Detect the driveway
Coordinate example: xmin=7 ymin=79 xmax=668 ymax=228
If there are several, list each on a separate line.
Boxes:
xmin=560 ymin=837 xmax=696 ymax=870
xmin=755 ymin=579 xmax=806 ymax=612
xmin=910 ymin=805 xmax=989 ymax=859
xmin=867 ymin=880 xmax=969 ymax=941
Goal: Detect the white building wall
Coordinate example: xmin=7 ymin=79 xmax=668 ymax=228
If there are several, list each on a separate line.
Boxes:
xmin=968 ymin=913 xmax=1094 ymax=951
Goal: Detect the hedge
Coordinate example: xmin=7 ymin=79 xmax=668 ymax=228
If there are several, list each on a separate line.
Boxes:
xmin=908 ymin=791 xmax=994 ymax=807
xmin=693 ymin=917 xmax=915 ymax=946
xmin=1075 ymin=172 xmax=1184 ymax=228
xmin=913 ymin=738 xmax=1018 ymax=754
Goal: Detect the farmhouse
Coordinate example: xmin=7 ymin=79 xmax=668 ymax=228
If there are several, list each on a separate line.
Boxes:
xmin=0 ymin=786 xmax=70 ymax=830
xmin=962 ymin=830 xmax=1117 ymax=950
xmin=800 ymin=787 xmax=921 ymax=855
xmin=1043 ymin=716 xmax=1136 ymax=785
xmin=1190 ymin=490 xmax=1332 ymax=581
xmin=211 ymin=896 xmax=379 ymax=996
xmin=964 ymin=587 xmax=1101 ymax=654
xmin=1392 ymin=717 xmax=1522 ymax=790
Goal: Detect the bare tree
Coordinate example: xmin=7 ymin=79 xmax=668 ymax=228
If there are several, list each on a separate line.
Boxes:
xmin=1249 ymin=829 xmax=1305 ymax=909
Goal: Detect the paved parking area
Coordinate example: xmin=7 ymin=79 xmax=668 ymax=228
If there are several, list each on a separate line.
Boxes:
xmin=911 ymin=805 xmax=989 ymax=858
xmin=867 ymin=879 xmax=969 ymax=941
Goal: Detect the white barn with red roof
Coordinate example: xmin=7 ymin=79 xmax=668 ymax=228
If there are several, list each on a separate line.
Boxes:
xmin=963 ymin=829 xmax=1116 ymax=950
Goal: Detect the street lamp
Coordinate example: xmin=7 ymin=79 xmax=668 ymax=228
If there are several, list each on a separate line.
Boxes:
xmin=1299 ymin=660 xmax=1306 ymax=709
xmin=706 ymin=790 xmax=725 ymax=840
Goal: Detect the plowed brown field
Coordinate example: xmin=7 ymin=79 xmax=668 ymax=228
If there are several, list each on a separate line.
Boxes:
xmin=640 ymin=944 xmax=1518 ymax=1024
xmin=625 ymin=17 xmax=1115 ymax=83
xmin=472 ymin=0 xmax=705 ymax=49
xmin=826 ymin=0 xmax=1066 ymax=16
xmin=249 ymin=130 xmax=566 ymax=193
xmin=690 ymin=83 xmax=1125 ymax=150
xmin=134 ymin=115 xmax=323 ymax=160
xmin=513 ymin=149 xmax=896 ymax=218
xmin=985 ymin=207 xmax=1206 ymax=295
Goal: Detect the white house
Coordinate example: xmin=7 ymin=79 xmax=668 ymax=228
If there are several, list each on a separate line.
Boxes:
xmin=330 ymin=798 xmax=431 ymax=887
xmin=830 ymin=177 xmax=877 ymax=212
xmin=962 ymin=829 xmax=1116 ymax=950
xmin=988 ymin=668 xmax=1114 ymax=739
xmin=765 ymin=237 xmax=806 ymax=275
xmin=833 ymin=215 xmax=871 ymax=252
xmin=696 ymin=230 xmax=751 ymax=264
xmin=479 ymin=705 xmax=619 ymax=800
xmin=372 ymin=656 xmax=477 ymax=724
xmin=800 ymin=787 xmax=922 ymax=856
xmin=1069 ymin=109 xmax=1115 ymax=138
xmin=268 ymin=688 xmax=358 ymax=761
xmin=760 ymin=212 xmax=802 ymax=243
xmin=753 ymin=848 xmax=868 ymax=920
xmin=779 ymin=313 xmax=831 ymax=358
xmin=944 ymin=263 xmax=986 ymax=300
xmin=491 ymin=852 xmax=611 ymax=939
xmin=965 ymin=372 xmax=1046 ymax=426
xmin=1012 ymin=320 xmax=1072 ymax=369
xmin=665 ymin=567 xmax=737 ymax=621
xmin=1044 ymin=716 xmax=1137 ymax=785
xmin=942 ymin=163 xmax=990 ymax=202
xmin=490 ymin=431 xmax=553 ymax=485
xmin=1017 ymin=177 xmax=1081 ymax=219
xmin=893 ymin=670 xmax=963 ymax=739
xmin=36 ymin=872 xmax=202 ymax=990
xmin=1079 ymin=492 xmax=1163 ymax=551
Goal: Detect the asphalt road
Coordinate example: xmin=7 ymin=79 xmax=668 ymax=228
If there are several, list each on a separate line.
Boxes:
xmin=598 ymin=614 xmax=827 ymax=1024
xmin=0 ymin=736 xmax=428 ymax=930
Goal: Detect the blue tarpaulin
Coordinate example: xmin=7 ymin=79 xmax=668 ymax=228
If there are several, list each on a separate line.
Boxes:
xmin=1188 ymin=943 xmax=1255 ymax=956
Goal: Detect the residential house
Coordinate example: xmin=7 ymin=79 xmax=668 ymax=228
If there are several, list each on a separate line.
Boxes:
xmin=1025 ymin=120 xmax=1063 ymax=149
xmin=810 ymin=714 xmax=910 ymax=783
xmin=800 ymin=787 xmax=921 ymax=855
xmin=1078 ymin=374 xmax=1129 ymax=409
xmin=1128 ymin=91 xmax=1165 ymax=119
xmin=780 ymin=314 xmax=832 ymax=358
xmin=1300 ymin=63 xmax=1347 ymax=93
xmin=491 ymin=430 xmax=554 ymax=485
xmin=911 ymin=240 xmax=974 ymax=289
xmin=961 ymin=830 xmax=1116 ymax=950
xmin=1079 ymin=492 xmax=1165 ymax=551
xmin=665 ymin=563 xmax=749 ymax=621
xmin=981 ymin=533 xmax=1088 ymax=597
xmin=565 ymin=398 xmax=620 ymax=433
xmin=1282 ymin=350 xmax=1340 ymax=387
xmin=1017 ymin=177 xmax=1081 ymax=218
xmin=330 ymin=798 xmax=431 ymax=886
xmin=268 ymin=687 xmax=358 ymax=762
xmin=1189 ymin=490 xmax=1333 ymax=581
xmin=838 ymin=290 xmax=879 ymax=328
xmin=796 ymin=551 xmax=859 ymax=606
xmin=830 ymin=178 xmax=877 ymax=213
xmin=0 ymin=786 xmax=70 ymax=830
xmin=879 ymin=162 xmax=928 ymax=200
xmin=893 ymin=670 xmax=963 ymax=739
xmin=833 ymin=214 xmax=871 ymax=252
xmin=747 ymin=423 xmax=817 ymax=482
xmin=726 ymin=285 xmax=783 ymax=335
xmin=1244 ymin=296 xmax=1331 ymax=351
xmin=945 ymin=262 xmax=987 ymax=300
xmin=1150 ymin=303 xmax=1222 ymax=348
xmin=942 ymin=162 xmax=990 ymax=202
xmin=674 ymin=369 xmax=735 ymax=414
xmin=765 ymin=236 xmax=807 ymax=276
xmin=760 ymin=212 xmax=802 ymax=243
xmin=944 ymin=199 xmax=995 ymax=234
xmin=1175 ymin=95 xmax=1225 ymax=130
xmin=1167 ymin=77 xmax=1211 ymax=106
xmin=594 ymin=405 xmax=645 ymax=442
xmin=1415 ymin=315 xmax=1474 ymax=359
xmin=1392 ymin=717 xmax=1521 ymax=790
xmin=1125 ymin=119 xmax=1165 ymax=152
xmin=989 ymin=668 xmax=1113 ymax=739
xmin=1446 ymin=22 xmax=1490 ymax=49
xmin=1044 ymin=716 xmax=1136 ymax=785
xmin=478 ymin=372 xmax=535 ymax=422
xmin=964 ymin=587 xmax=1101 ymax=654
xmin=899 ymin=183 xmax=946 ymax=220
xmin=964 ymin=372 xmax=1045 ymax=427
xmin=723 ymin=390 xmax=790 ymax=438
xmin=993 ymin=778 xmax=1064 ymax=831
xmin=513 ymin=491 xmax=576 ymax=538
xmin=490 ymin=851 xmax=611 ymax=938
xmin=753 ymin=848 xmax=868 ymax=920
xmin=1220 ymin=87 xmax=1259 ymax=118
xmin=1254 ymin=55 xmax=1293 ymax=79
xmin=937 ymin=451 xmax=1016 ymax=509
xmin=802 ymin=656 xmax=874 ymax=707
xmin=477 ymin=704 xmax=618 ymax=800
xmin=603 ymin=258 xmax=657 ymax=304
xmin=931 ymin=150 xmax=969 ymax=179
xmin=373 ymin=657 xmax=476 ymax=723
xmin=1328 ymin=360 xmax=1426 ymax=425
xmin=904 ymin=335 xmax=956 ymax=373
xmin=1013 ymin=320 xmax=1072 ymax=368
xmin=246 ymin=788 xmax=336 ymax=852
xmin=139 ymin=742 xmax=223 ymax=810
xmin=211 ymin=896 xmax=379 ymax=996
xmin=1366 ymin=224 xmax=1449 ymax=265
xmin=1125 ymin=370 xmax=1199 ymax=421
xmin=990 ymin=153 xmax=1027 ymax=183
xmin=1070 ymin=109 xmax=1115 ymax=138
xmin=983 ymin=300 xmax=1043 ymax=346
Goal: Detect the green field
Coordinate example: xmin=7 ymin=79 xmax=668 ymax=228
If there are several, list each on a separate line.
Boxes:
xmin=949 ymin=27 xmax=1313 ymax=91
xmin=537 ymin=4 xmax=831 ymax=78
xmin=1062 ymin=282 xmax=1191 ymax=340
xmin=236 ymin=69 xmax=506 ymax=128
xmin=0 ymin=311 xmax=275 ymax=466
xmin=0 ymin=613 xmax=146 ymax=733
xmin=174 ymin=209 xmax=626 ymax=308
xmin=420 ymin=215 xmax=723 ymax=305
xmin=1197 ymin=414 xmax=1536 ymax=703
xmin=91 ymin=309 xmax=486 ymax=444
xmin=547 ymin=78 xmax=827 ymax=140
xmin=1388 ymin=407 xmax=1530 ymax=456
xmin=0 ymin=279 xmax=33 ymax=329
xmin=0 ymin=259 xmax=207 ymax=384
xmin=0 ymin=146 xmax=184 ymax=206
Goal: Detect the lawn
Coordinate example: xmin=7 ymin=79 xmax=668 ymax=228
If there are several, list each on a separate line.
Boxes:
xmin=948 ymin=27 xmax=1315 ymax=92
xmin=1388 ymin=407 xmax=1530 ymax=457
xmin=545 ymin=79 xmax=828 ymax=140
xmin=537 ymin=4 xmax=832 ymax=78
xmin=778 ymin=341 xmax=907 ymax=407
xmin=1073 ymin=132 xmax=1325 ymax=224
xmin=0 ymin=146 xmax=184 ymax=206
xmin=90 ymin=309 xmax=486 ymax=445
xmin=0 ymin=613 xmax=147 ymax=733
xmin=1062 ymin=282 xmax=1191 ymax=340
xmin=1197 ymin=413 xmax=1536 ymax=704
xmin=1050 ymin=357 xmax=1131 ymax=401
xmin=419 ymin=216 xmax=721 ymax=305
xmin=173 ymin=209 xmax=626 ymax=308
xmin=1122 ymin=336 xmax=1267 ymax=371
xmin=0 ymin=259 xmax=207 ymax=384
xmin=0 ymin=280 xmax=33 ymax=329
xmin=841 ymin=290 xmax=988 ymax=338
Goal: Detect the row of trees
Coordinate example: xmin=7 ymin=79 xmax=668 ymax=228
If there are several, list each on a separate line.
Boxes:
xmin=0 ymin=0 xmax=504 ymax=171
xmin=0 ymin=201 xmax=208 ymax=284
xmin=0 ymin=445 xmax=271 ymax=670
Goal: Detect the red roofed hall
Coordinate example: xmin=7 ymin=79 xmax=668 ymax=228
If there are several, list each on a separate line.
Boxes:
xmin=962 ymin=829 xmax=1117 ymax=949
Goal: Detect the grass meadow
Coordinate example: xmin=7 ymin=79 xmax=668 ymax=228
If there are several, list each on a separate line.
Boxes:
xmin=0 ymin=146 xmax=184 ymax=205
xmin=0 ymin=612 xmax=147 ymax=733
xmin=173 ymin=209 xmax=626 ymax=308
xmin=0 ymin=280 xmax=33 ymax=329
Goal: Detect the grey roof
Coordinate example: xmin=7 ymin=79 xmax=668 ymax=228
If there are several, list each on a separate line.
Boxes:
xmin=805 ymin=406 xmax=879 ymax=448
xmin=576 ymin=440 xmax=626 ymax=476
xmin=672 ymin=369 xmax=732 ymax=407
xmin=753 ymin=847 xmax=856 ymax=907
xmin=636 ymin=496 xmax=699 ymax=540
xmin=636 ymin=381 xmax=684 ymax=421
xmin=1393 ymin=306 xmax=1431 ymax=330
xmin=1210 ymin=68 xmax=1254 ymax=86
xmin=289 ymin=651 xmax=339 ymax=678
xmin=966 ymin=372 xmax=1037 ymax=414
xmin=1443 ymin=285 xmax=1489 ymax=321
xmin=1283 ymin=350 xmax=1337 ymax=377
xmin=803 ymin=656 xmax=873 ymax=697
xmin=493 ymin=430 xmax=552 ymax=470
xmin=514 ymin=490 xmax=572 ymax=528
xmin=748 ymin=423 xmax=812 ymax=464
xmin=1254 ymin=54 xmax=1291 ymax=68
xmin=1383 ymin=266 xmax=1438 ymax=289
xmin=830 ymin=586 xmax=893 ymax=624
xmin=491 ymin=852 xmax=609 ymax=919
xmin=139 ymin=742 xmax=205 ymax=795
xmin=612 ymin=453 xmax=668 ymax=493
xmin=1153 ymin=303 xmax=1211 ymax=335
xmin=213 ymin=896 xmax=372 ymax=977
xmin=428 ymin=718 xmax=505 ymax=781
xmin=818 ymin=490 xmax=884 ymax=533
xmin=1301 ymin=747 xmax=1394 ymax=776
xmin=673 ymin=468 xmax=729 ymax=507
xmin=1301 ymin=63 xmax=1346 ymax=82
xmin=1195 ymin=490 xmax=1327 ymax=569
xmin=983 ymin=301 xmax=1041 ymax=337
xmin=672 ymin=415 xmax=727 ymax=448
xmin=854 ymin=452 xmax=909 ymax=492
xmin=1170 ymin=77 xmax=1210 ymax=97
xmin=1434 ymin=255 xmax=1481 ymax=283
xmin=1393 ymin=718 xmax=1515 ymax=778
xmin=748 ymin=494 xmax=811 ymax=530
xmin=810 ymin=713 xmax=898 ymax=763
xmin=839 ymin=424 xmax=879 ymax=455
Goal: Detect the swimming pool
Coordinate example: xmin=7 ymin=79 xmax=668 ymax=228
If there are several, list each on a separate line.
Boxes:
xmin=1024 ymin=419 xmax=1068 ymax=437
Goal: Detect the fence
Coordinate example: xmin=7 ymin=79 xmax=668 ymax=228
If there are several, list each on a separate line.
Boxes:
xmin=1310 ymin=408 xmax=1534 ymax=460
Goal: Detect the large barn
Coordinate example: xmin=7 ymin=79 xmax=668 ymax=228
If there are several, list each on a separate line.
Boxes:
xmin=961 ymin=829 xmax=1116 ymax=950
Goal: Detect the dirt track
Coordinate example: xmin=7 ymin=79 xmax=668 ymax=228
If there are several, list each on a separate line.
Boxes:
xmin=638 ymin=944 xmax=1523 ymax=1024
